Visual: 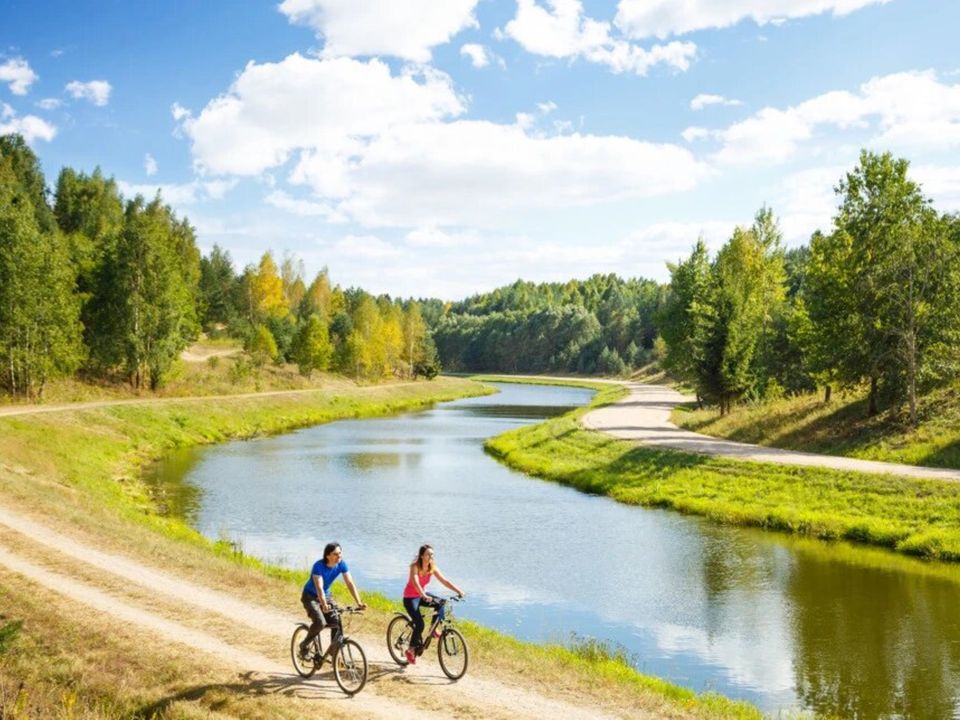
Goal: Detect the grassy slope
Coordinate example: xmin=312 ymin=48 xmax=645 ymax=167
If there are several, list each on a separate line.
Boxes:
xmin=673 ymin=380 xmax=960 ymax=471
xmin=485 ymin=381 xmax=960 ymax=562
xmin=0 ymin=376 xmax=759 ymax=720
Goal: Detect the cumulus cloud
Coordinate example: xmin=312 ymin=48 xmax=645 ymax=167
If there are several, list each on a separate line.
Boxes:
xmin=36 ymin=98 xmax=61 ymax=110
xmin=0 ymin=57 xmax=38 ymax=95
xmin=690 ymin=93 xmax=742 ymax=110
xmin=503 ymin=0 xmax=696 ymax=75
xmin=278 ymin=0 xmax=479 ymax=62
xmin=699 ymin=70 xmax=960 ymax=164
xmin=177 ymin=50 xmax=706 ymax=230
xmin=0 ymin=103 xmax=56 ymax=143
xmin=460 ymin=43 xmax=490 ymax=68
xmin=144 ymin=153 xmax=158 ymax=176
xmin=177 ymin=54 xmax=464 ymax=177
xmin=615 ymin=0 xmax=892 ymax=39
xmin=265 ymin=189 xmax=344 ymax=221
xmin=65 ymin=80 xmax=112 ymax=106
xmin=291 ymin=120 xmax=707 ymax=228
xmin=913 ymin=164 xmax=960 ymax=212
xmin=775 ymin=165 xmax=846 ymax=241
xmin=116 ymin=178 xmax=237 ymax=206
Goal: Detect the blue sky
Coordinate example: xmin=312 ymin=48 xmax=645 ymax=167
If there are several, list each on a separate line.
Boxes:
xmin=3 ymin=0 xmax=959 ymax=299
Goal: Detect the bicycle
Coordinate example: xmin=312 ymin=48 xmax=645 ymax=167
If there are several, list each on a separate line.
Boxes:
xmin=291 ymin=604 xmax=368 ymax=695
xmin=386 ymin=595 xmax=468 ymax=680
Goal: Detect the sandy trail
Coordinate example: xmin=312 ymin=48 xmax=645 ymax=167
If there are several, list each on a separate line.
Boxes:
xmin=0 ymin=505 xmax=628 ymax=720
xmin=583 ymin=381 xmax=960 ymax=481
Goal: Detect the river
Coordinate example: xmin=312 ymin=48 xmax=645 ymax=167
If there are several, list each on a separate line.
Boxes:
xmin=147 ymin=382 xmax=960 ymax=718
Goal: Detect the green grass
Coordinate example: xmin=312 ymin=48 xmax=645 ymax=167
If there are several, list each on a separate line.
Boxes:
xmin=485 ymin=383 xmax=960 ymax=562
xmin=673 ymin=380 xmax=960 ymax=471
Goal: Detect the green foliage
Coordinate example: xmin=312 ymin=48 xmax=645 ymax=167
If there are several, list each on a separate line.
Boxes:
xmin=246 ymin=324 xmax=278 ymax=367
xmin=0 ymin=619 xmax=23 ymax=654
xmin=291 ymin=314 xmax=332 ymax=376
xmin=431 ymin=274 xmax=660 ymax=374
xmin=0 ymin=144 xmax=84 ymax=398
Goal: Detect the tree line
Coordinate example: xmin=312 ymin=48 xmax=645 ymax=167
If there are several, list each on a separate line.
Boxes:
xmin=0 ymin=133 xmax=437 ymax=399
xmin=5 ymin=131 xmax=956 ymax=423
xmin=659 ymin=151 xmax=960 ymax=424
xmin=426 ymin=275 xmax=662 ymax=375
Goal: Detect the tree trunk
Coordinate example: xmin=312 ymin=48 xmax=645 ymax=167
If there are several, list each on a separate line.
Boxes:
xmin=868 ymin=376 xmax=878 ymax=416
xmin=824 ymin=385 xmax=832 ymax=403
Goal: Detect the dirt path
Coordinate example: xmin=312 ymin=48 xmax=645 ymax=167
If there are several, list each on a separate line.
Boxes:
xmin=0 ymin=383 xmax=399 ymax=419
xmin=0 ymin=505 xmax=631 ymax=720
xmin=582 ymin=381 xmax=960 ymax=482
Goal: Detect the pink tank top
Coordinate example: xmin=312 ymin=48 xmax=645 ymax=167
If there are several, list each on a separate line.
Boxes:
xmin=403 ymin=571 xmax=432 ymax=598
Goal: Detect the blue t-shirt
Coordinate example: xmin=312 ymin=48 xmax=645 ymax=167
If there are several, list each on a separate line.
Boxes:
xmin=303 ymin=559 xmax=349 ymax=599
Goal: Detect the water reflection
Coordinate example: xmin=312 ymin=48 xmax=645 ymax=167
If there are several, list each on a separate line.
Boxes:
xmin=147 ymin=382 xmax=960 ymax=718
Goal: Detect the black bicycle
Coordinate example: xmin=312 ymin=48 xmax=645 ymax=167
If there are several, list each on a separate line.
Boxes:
xmin=386 ymin=596 xmax=468 ymax=680
xmin=291 ymin=604 xmax=368 ymax=695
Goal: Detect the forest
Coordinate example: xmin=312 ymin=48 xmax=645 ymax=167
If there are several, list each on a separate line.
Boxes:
xmin=0 ymin=134 xmax=438 ymax=399
xmin=3 ymin=132 xmax=958 ymax=423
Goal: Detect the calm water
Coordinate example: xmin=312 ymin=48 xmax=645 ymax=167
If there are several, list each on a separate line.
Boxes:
xmin=148 ymin=383 xmax=960 ymax=718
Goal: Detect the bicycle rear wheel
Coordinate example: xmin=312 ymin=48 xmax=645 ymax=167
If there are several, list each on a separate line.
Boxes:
xmin=386 ymin=614 xmax=414 ymax=666
xmin=333 ymin=638 xmax=368 ymax=695
xmin=290 ymin=624 xmax=317 ymax=678
xmin=438 ymin=628 xmax=468 ymax=680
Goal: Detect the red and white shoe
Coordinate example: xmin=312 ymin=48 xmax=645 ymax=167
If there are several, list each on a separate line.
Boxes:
xmin=405 ymin=648 xmax=417 ymax=665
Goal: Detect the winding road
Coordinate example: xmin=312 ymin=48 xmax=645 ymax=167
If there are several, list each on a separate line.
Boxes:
xmin=582 ymin=381 xmax=960 ymax=482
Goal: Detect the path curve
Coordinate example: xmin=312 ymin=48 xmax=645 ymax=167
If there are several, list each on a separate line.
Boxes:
xmin=582 ymin=381 xmax=960 ymax=482
xmin=0 ymin=504 xmax=629 ymax=720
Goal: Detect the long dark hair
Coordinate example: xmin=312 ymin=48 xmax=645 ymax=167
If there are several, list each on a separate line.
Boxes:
xmin=415 ymin=544 xmax=434 ymax=574
xmin=323 ymin=542 xmax=341 ymax=563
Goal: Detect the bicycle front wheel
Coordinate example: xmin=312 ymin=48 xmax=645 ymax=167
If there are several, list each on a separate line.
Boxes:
xmin=333 ymin=638 xmax=368 ymax=695
xmin=386 ymin=614 xmax=414 ymax=666
xmin=438 ymin=627 xmax=468 ymax=680
xmin=290 ymin=624 xmax=317 ymax=678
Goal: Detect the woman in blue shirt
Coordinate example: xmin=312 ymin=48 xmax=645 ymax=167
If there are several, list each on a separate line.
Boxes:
xmin=298 ymin=542 xmax=366 ymax=661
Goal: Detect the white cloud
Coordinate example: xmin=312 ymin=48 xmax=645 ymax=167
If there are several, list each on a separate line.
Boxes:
xmin=776 ymin=165 xmax=847 ymax=242
xmin=538 ymin=101 xmax=558 ymax=114
xmin=624 ymin=220 xmax=738 ymax=257
xmin=913 ymin=164 xmax=960 ymax=212
xmin=690 ymin=93 xmax=741 ymax=111
xmin=704 ymin=70 xmax=960 ymax=165
xmin=116 ymin=178 xmax=237 ymax=206
xmin=178 ymin=53 xmax=464 ymax=177
xmin=278 ymin=0 xmax=479 ymax=62
xmin=265 ymin=189 xmax=344 ymax=221
xmin=460 ymin=43 xmax=490 ymax=68
xmin=144 ymin=153 xmax=158 ymax=176
xmin=681 ymin=126 xmax=710 ymax=142
xmin=615 ymin=0 xmax=892 ymax=39
xmin=405 ymin=227 xmax=470 ymax=248
xmin=335 ymin=234 xmax=402 ymax=259
xmin=0 ymin=103 xmax=56 ymax=143
xmin=65 ymin=80 xmax=112 ymax=106
xmin=36 ymin=98 xmax=61 ymax=110
xmin=293 ymin=120 xmax=707 ymax=228
xmin=0 ymin=57 xmax=38 ymax=95
xmin=171 ymin=102 xmax=190 ymax=121
xmin=504 ymin=0 xmax=697 ymax=75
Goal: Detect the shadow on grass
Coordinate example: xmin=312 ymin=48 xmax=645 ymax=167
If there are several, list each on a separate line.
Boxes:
xmin=134 ymin=662 xmax=416 ymax=717
xmin=923 ymin=439 xmax=960 ymax=470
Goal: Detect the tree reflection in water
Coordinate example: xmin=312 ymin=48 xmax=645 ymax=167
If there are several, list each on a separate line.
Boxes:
xmin=787 ymin=541 xmax=960 ymax=719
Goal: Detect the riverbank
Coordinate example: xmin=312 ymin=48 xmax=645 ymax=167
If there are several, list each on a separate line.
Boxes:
xmin=672 ymin=380 xmax=960 ymax=471
xmin=0 ymin=378 xmax=759 ymax=719
xmin=483 ymin=378 xmax=960 ymax=561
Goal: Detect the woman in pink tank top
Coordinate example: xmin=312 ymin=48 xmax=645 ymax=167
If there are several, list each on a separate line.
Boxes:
xmin=402 ymin=543 xmax=464 ymax=664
